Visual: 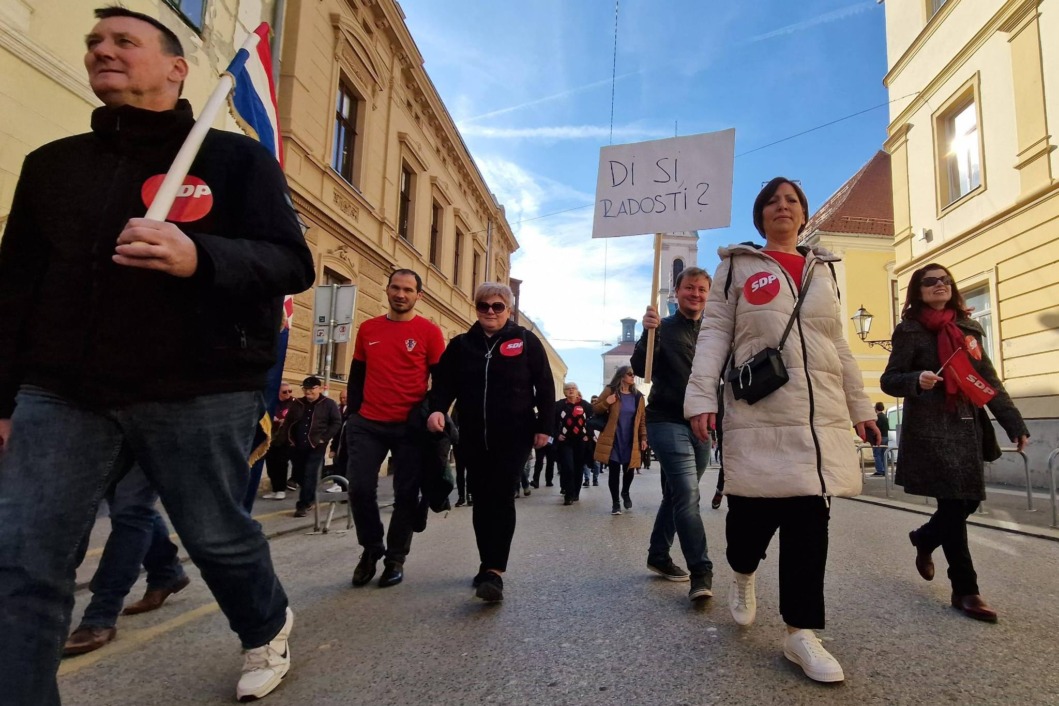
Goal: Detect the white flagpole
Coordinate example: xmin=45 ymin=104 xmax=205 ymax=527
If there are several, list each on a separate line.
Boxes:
xmin=144 ymin=30 xmax=264 ymax=221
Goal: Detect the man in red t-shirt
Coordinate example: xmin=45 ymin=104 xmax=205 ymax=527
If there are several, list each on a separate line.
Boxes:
xmin=346 ymin=269 xmax=446 ymax=589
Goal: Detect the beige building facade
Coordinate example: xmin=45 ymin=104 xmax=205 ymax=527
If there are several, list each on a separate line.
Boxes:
xmin=0 ymin=0 xmax=279 ymax=235
xmin=276 ymin=0 xmax=524 ymax=390
xmin=883 ymin=0 xmax=1058 ymax=478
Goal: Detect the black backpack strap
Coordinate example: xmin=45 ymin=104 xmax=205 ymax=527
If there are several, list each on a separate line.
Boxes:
xmin=827 ymin=261 xmax=840 ymax=302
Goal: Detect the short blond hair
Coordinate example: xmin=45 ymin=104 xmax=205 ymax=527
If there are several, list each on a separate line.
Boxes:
xmin=474 ymin=282 xmax=513 ymax=308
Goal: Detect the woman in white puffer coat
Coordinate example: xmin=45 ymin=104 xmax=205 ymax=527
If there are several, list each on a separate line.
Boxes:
xmin=685 ymin=177 xmax=880 ymax=685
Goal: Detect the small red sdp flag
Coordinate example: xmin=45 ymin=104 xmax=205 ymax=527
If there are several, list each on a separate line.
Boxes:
xmin=944 ymin=347 xmax=997 ymax=407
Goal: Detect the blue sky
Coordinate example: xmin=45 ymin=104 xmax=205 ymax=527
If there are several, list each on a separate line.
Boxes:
xmin=402 ymin=0 xmax=890 ymax=392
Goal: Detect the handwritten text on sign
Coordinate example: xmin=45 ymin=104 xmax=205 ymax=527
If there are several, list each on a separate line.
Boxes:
xmin=592 ymin=128 xmax=735 ymax=238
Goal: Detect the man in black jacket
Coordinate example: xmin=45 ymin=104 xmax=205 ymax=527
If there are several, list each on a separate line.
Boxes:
xmin=631 ymin=267 xmax=715 ymax=602
xmin=0 ymin=8 xmax=314 ymax=704
xmin=290 ymin=376 xmax=343 ymax=517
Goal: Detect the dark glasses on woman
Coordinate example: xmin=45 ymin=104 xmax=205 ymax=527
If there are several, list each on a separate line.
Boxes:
xmin=921 ymin=276 xmax=952 ymax=287
xmin=475 ymin=301 xmax=507 ymax=314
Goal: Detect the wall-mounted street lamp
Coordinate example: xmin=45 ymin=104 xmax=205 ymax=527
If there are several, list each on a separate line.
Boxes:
xmin=851 ymin=305 xmax=893 ymax=351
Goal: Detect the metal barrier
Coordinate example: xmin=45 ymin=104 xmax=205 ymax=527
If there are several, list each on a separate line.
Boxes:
xmin=856 ymin=444 xmax=896 ymax=498
xmin=985 ymin=448 xmax=1034 ymax=511
xmin=1048 ymin=448 xmax=1059 ymax=529
xmin=314 ymin=472 xmax=352 ymax=534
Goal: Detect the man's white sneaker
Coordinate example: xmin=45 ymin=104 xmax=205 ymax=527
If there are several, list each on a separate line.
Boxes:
xmin=728 ymin=571 xmax=756 ymax=626
xmin=262 ymin=492 xmax=278 ymax=500
xmin=324 ymin=484 xmax=345 ymax=493
xmin=272 ymin=491 xmax=286 ymax=500
xmin=783 ymin=629 xmax=844 ymax=683
xmin=236 ymin=608 xmax=293 ymax=702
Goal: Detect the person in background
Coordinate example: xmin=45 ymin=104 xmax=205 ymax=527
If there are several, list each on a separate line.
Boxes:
xmin=264 ymin=382 xmax=300 ymax=500
xmin=631 ymin=267 xmax=715 ymax=601
xmin=428 ymin=283 xmax=553 ymax=603
xmin=289 ymin=376 xmax=342 ymax=518
xmin=870 ymin=402 xmax=890 ymax=477
xmin=555 ymin=382 xmax=591 ymax=506
xmin=881 ymin=263 xmax=1028 ymax=623
xmin=686 ymin=177 xmax=879 ymax=684
xmin=593 ymin=365 xmax=647 ymax=516
xmin=530 ymin=437 xmax=556 ymax=489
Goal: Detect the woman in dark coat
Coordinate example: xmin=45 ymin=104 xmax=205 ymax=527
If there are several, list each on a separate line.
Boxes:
xmin=592 ymin=365 xmax=647 ymax=515
xmin=881 ymin=263 xmax=1028 ymax=623
xmin=427 ymin=283 xmax=554 ymax=603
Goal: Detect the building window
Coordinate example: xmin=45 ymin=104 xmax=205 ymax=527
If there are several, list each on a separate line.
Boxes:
xmin=963 ymin=285 xmax=994 ymax=360
xmin=672 ymin=258 xmax=685 ymax=287
xmin=429 ymin=201 xmax=442 ymax=267
xmin=164 ymin=0 xmax=205 ymax=31
xmin=890 ymin=279 xmax=901 ymax=331
xmin=930 ymin=0 xmax=948 ymax=16
xmin=398 ymin=165 xmax=415 ymax=242
xmin=940 ymin=99 xmax=981 ymax=205
xmin=453 ymin=229 xmax=464 ymax=288
xmin=472 ymin=252 xmax=481 ymax=291
xmin=331 ymin=82 xmax=360 ymax=185
xmin=315 ymin=269 xmax=351 ymax=382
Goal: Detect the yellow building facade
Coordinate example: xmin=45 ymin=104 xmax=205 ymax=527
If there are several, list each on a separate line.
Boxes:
xmin=883 ymin=0 xmax=1058 ymax=472
xmin=0 ymin=0 xmax=279 ymax=234
xmin=276 ymin=0 xmax=534 ymax=390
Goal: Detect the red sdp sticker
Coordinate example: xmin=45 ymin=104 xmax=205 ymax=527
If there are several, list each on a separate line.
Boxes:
xmin=500 ymin=339 xmax=524 ymax=357
xmin=141 ymin=174 xmax=214 ymax=223
xmin=744 ymin=271 xmax=781 ymax=305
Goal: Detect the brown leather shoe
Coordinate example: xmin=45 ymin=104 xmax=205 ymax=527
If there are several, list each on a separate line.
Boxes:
xmin=952 ymin=593 xmax=998 ymax=623
xmin=909 ymin=530 xmax=934 ymax=581
xmin=122 ymin=575 xmax=191 ymax=616
xmin=63 ymin=626 xmax=116 ymax=656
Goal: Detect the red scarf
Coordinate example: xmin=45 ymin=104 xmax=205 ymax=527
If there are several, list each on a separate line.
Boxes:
xmin=917 ymin=307 xmax=966 ymax=407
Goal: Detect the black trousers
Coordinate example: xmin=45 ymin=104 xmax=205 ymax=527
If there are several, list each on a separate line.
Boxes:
xmin=726 ymin=495 xmax=831 ymax=630
xmin=464 ymin=437 xmax=533 ymax=572
xmin=607 ymin=461 xmax=634 ymax=504
xmin=264 ymin=444 xmax=290 ymax=493
xmin=557 ymin=438 xmax=587 ymax=499
xmin=345 ymin=414 xmax=421 ymax=566
xmin=533 ymin=444 xmax=556 ymax=485
xmin=915 ymin=498 xmax=980 ymax=596
xmin=291 ymin=446 xmax=327 ymax=510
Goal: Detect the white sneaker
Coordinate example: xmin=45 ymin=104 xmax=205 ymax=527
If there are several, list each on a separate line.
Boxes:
xmin=272 ymin=491 xmax=286 ymax=500
xmin=783 ymin=629 xmax=844 ymax=683
xmin=262 ymin=492 xmax=278 ymax=500
xmin=729 ymin=572 xmax=756 ymax=626
xmin=236 ymin=607 xmax=293 ymax=701
xmin=324 ymin=484 xmax=345 ymax=493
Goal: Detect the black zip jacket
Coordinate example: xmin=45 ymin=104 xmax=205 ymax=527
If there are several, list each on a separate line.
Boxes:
xmin=288 ymin=396 xmax=342 ymax=449
xmin=630 ymin=311 xmax=702 ymax=424
xmin=429 ymin=320 xmax=555 ymax=448
xmin=0 ymin=100 xmax=315 ymax=415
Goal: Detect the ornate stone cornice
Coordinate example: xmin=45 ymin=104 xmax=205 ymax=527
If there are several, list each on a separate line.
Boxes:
xmin=0 ymin=21 xmax=99 ymax=106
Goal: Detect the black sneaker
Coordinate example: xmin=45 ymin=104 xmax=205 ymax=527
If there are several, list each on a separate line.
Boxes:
xmin=455 ymin=496 xmax=466 ymax=507
xmin=622 ymin=492 xmax=632 ymax=510
xmin=563 ymin=497 xmax=573 ymax=506
xmin=592 ymin=480 xmax=599 ymax=486
xmin=689 ymin=573 xmax=714 ymax=601
xmin=583 ymin=481 xmax=590 ymax=487
xmin=523 ymin=486 xmax=531 ymax=496
xmin=351 ymin=550 xmax=381 ymax=587
xmin=646 ymin=557 xmax=691 ymax=582
xmin=475 ymin=572 xmax=504 ymax=602
xmin=711 ymin=490 xmax=723 ymax=510
xmin=611 ymin=503 xmax=622 ymax=515
xmin=529 ymin=482 xmax=539 ymax=489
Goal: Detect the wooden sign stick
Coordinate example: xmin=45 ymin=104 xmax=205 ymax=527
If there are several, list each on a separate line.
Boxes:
xmin=644 ymin=232 xmax=664 ymax=383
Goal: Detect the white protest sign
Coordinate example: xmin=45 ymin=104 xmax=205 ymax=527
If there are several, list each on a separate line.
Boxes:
xmin=592 ymin=128 xmax=735 ymax=238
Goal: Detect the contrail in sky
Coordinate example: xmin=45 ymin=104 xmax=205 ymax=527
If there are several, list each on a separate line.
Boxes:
xmin=458 ymin=124 xmax=668 ymax=140
xmin=459 ymin=71 xmax=640 ymax=124
xmin=744 ymin=1 xmax=877 ymax=43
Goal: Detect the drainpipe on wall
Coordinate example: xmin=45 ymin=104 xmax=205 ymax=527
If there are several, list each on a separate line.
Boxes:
xmin=270 ymin=0 xmax=287 ymax=90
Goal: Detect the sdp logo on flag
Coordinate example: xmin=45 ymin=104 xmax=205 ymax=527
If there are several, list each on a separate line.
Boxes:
xmin=943 ymin=347 xmax=996 ymax=408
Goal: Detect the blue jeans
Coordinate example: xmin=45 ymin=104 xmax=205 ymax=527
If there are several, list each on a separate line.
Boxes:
xmin=80 ymin=465 xmax=186 ymax=629
xmin=872 ymin=447 xmax=887 ymax=475
xmin=0 ymin=387 xmax=289 ymax=706
xmin=646 ymin=422 xmax=713 ymax=576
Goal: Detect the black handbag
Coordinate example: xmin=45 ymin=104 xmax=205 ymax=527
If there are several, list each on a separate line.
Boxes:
xmin=726 ymin=264 xmax=815 ymax=405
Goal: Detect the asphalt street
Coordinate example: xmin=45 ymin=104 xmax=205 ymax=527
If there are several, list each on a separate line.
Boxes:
xmin=59 ymin=468 xmax=1059 ymax=705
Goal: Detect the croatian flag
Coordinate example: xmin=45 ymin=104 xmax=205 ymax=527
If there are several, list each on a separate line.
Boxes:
xmin=227 ymin=23 xmax=283 ymax=166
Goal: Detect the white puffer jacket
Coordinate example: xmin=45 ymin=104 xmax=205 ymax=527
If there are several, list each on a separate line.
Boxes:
xmin=684 ymin=244 xmax=873 ymax=498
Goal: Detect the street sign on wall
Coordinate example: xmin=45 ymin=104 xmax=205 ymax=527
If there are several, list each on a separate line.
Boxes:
xmin=591 ymin=128 xmax=735 ymax=239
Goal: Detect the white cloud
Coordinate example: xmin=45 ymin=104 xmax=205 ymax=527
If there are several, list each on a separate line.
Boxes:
xmin=744 ymin=2 xmax=877 ymax=43
xmin=459 ymin=124 xmax=669 ymax=141
xmin=476 ymin=157 xmax=655 ymax=363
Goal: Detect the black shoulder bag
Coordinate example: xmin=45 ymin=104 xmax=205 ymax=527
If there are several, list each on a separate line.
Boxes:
xmin=726 ymin=263 xmax=815 ymax=405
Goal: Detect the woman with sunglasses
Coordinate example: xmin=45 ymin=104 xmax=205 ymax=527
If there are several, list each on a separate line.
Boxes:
xmin=881 ymin=264 xmax=1028 ymax=623
xmin=592 ymin=365 xmax=647 ymax=515
xmin=427 ymin=283 xmax=554 ymax=603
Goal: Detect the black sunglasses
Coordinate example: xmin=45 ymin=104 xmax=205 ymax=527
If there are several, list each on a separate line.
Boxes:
xmin=921 ymin=276 xmax=952 ymax=287
xmin=476 ymin=301 xmax=507 ymax=314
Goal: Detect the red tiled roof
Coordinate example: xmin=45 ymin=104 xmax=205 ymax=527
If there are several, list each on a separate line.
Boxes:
xmin=802 ymin=151 xmax=894 ymax=239
xmin=602 ymin=341 xmax=636 ymax=357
